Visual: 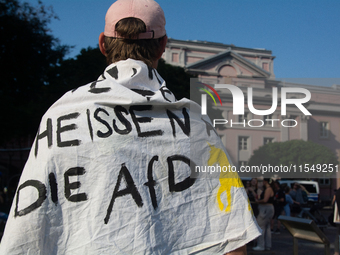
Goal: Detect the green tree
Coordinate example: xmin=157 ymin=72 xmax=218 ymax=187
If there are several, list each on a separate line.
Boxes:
xmin=0 ymin=0 xmax=69 ymax=144
xmin=157 ymin=58 xmax=194 ymax=100
xmin=47 ymin=46 xmax=107 ymax=103
xmin=248 ymin=140 xmax=338 ymax=174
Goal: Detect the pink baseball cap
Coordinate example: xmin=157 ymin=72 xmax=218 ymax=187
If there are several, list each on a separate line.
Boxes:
xmin=104 ymin=0 xmax=166 ymax=39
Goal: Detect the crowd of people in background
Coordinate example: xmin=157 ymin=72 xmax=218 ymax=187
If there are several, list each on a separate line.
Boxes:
xmin=245 ymin=178 xmax=309 ymax=251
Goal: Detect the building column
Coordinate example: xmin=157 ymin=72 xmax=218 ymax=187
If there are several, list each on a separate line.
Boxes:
xmin=300 ymin=115 xmax=309 ymax=141
xmin=179 ymin=47 xmax=186 ymax=66
xmin=281 ymin=116 xmax=289 ymax=142
xmin=164 ymin=47 xmax=171 ymax=63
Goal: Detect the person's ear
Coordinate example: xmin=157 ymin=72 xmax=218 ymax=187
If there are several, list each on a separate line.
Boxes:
xmin=99 ymin=32 xmax=106 ymax=56
xmin=156 ymin=35 xmax=168 ymax=59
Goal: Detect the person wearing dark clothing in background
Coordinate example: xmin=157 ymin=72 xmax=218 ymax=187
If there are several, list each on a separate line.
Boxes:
xmin=271 ymin=181 xmax=285 ymax=234
xmin=333 ymin=188 xmax=340 ymax=255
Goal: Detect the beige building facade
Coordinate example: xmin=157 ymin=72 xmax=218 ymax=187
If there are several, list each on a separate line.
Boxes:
xmin=163 ymin=38 xmax=340 ymax=202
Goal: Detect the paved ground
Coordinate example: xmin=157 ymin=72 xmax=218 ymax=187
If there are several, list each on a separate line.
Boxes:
xmin=0 ymin=208 xmax=337 ymax=254
xmin=247 ymin=209 xmax=338 ymax=255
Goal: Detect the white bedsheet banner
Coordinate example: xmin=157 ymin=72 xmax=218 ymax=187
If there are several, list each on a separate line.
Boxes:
xmin=0 ymin=59 xmax=260 ymax=255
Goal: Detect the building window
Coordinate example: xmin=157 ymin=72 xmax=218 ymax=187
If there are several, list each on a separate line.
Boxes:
xmin=264 ymin=114 xmax=273 ymax=126
xmin=289 ymin=115 xmax=298 ymax=127
xmin=238 ymin=113 xmax=249 ymax=122
xmin=263 ymin=137 xmax=274 ymax=145
xmin=319 ymin=178 xmax=330 ymax=186
xmin=239 ymin=161 xmax=248 ymax=167
xmin=171 ymin=53 xmax=179 ymax=63
xmin=264 ymin=114 xmax=273 ymax=120
xmin=262 ymin=62 xmax=269 ymax=71
xmin=239 ymin=136 xmax=249 ymax=150
xmin=319 ymin=122 xmax=329 ymax=138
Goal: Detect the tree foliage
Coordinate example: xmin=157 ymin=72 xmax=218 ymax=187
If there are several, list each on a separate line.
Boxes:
xmin=0 ymin=0 xmax=69 ymax=143
xmin=157 ymin=58 xmax=194 ymax=100
xmin=248 ymin=140 xmax=338 ymax=167
xmin=47 ymin=47 xmax=107 ymax=103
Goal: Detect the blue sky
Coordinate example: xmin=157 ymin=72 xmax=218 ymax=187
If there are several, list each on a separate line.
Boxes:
xmin=26 ymin=0 xmax=339 ymax=84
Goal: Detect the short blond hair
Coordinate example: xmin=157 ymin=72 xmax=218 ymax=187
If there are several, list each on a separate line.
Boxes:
xmin=104 ymin=17 xmax=164 ymax=67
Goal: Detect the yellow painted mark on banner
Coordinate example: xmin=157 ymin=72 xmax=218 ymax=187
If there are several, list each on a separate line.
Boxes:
xmin=208 ymin=144 xmax=251 ymax=213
